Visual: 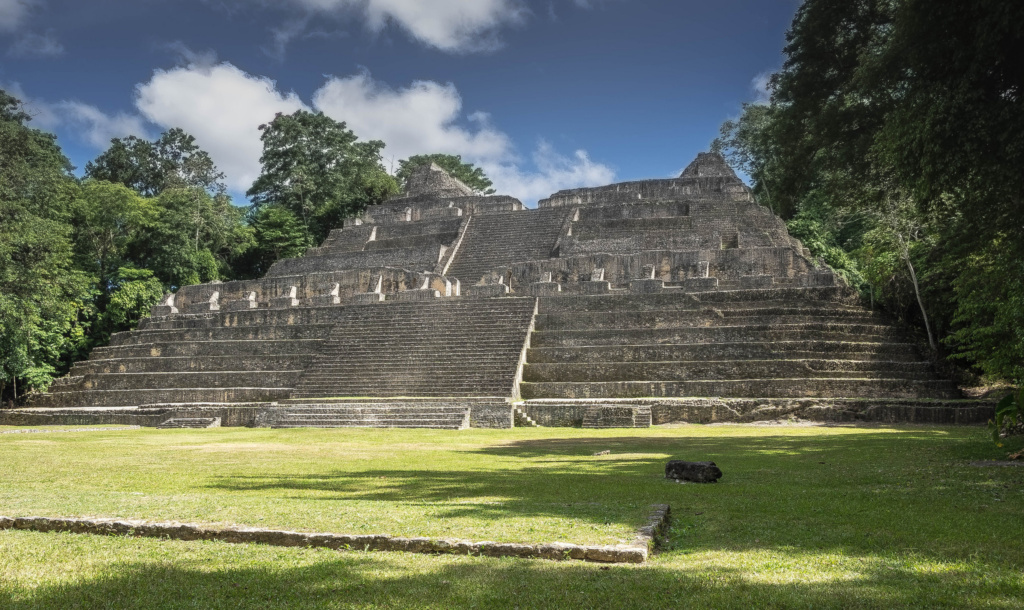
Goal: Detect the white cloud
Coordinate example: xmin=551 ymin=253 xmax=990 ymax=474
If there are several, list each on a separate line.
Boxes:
xmin=483 ymin=142 xmax=615 ymax=203
xmin=311 ymin=71 xmax=614 ymax=202
xmin=7 ymin=29 xmax=63 ymax=57
xmin=16 ymin=59 xmax=614 ymax=203
xmin=312 ymin=73 xmax=510 ymax=164
xmin=0 ymin=0 xmax=35 ymax=33
xmin=257 ymin=0 xmax=526 ymax=52
xmin=134 ymin=62 xmax=308 ymax=191
xmin=751 ymin=71 xmax=772 ymax=105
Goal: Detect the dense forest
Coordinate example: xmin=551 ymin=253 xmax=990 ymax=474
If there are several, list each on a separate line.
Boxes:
xmin=1 ymin=0 xmax=1021 ymax=403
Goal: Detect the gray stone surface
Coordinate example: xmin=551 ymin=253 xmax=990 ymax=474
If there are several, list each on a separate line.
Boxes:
xmin=20 ymin=154 xmax=991 ymax=429
xmin=0 ymin=504 xmax=671 ymax=564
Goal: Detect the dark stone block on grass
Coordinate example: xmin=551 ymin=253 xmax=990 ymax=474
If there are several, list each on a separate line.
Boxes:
xmin=666 ymin=460 xmax=722 ymax=483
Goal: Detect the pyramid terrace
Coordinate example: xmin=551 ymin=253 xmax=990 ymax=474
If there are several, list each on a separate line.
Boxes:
xmin=2 ymin=154 xmax=993 ymax=429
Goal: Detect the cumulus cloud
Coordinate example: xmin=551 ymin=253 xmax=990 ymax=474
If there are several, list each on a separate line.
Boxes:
xmin=751 ymin=71 xmax=773 ymax=105
xmin=16 ymin=59 xmax=614 ymax=203
xmin=7 ymin=29 xmax=63 ymax=57
xmin=0 ymin=0 xmax=35 ymax=33
xmin=311 ymin=71 xmax=614 ymax=202
xmin=134 ymin=62 xmax=308 ymax=191
xmin=252 ymin=0 xmax=526 ymax=52
xmin=312 ymin=73 xmax=510 ymax=164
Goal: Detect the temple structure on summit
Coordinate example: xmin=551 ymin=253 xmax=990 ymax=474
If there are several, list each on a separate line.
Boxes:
xmin=5 ymin=153 xmax=991 ymax=429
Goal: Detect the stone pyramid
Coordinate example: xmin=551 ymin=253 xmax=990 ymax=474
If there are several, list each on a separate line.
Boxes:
xmin=8 ymin=155 xmax=991 ymax=429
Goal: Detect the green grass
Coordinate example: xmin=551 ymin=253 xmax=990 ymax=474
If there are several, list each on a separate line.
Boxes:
xmin=2 ymin=423 xmax=1024 ymax=608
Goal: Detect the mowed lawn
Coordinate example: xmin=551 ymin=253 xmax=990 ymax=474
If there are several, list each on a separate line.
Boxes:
xmin=1 ymin=423 xmax=1023 ymax=608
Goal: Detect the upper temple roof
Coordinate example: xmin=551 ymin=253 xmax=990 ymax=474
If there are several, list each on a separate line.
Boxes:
xmin=391 ymin=162 xmax=476 ymax=201
xmin=679 ymin=152 xmax=740 ymax=180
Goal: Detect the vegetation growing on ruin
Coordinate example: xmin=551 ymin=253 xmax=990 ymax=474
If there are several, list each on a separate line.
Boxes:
xmin=2 ymin=424 xmax=1023 ymax=608
xmin=713 ymin=0 xmax=1024 ymax=384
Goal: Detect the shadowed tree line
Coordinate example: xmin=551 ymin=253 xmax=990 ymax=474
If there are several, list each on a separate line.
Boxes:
xmin=712 ymin=0 xmax=1024 ymax=384
xmin=0 ymin=92 xmax=490 ymax=402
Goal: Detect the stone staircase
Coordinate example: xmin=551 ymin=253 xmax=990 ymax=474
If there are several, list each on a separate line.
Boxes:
xmin=291 ymin=298 xmax=537 ymax=399
xmin=270 ymin=402 xmax=470 ymax=429
xmin=520 ymin=288 xmax=960 ymax=401
xmin=513 ymin=405 xmax=539 ymax=427
xmin=29 ymin=307 xmax=332 ymax=408
xmin=446 ymin=210 xmax=569 ymax=284
xmin=157 ymin=417 xmax=221 ymax=429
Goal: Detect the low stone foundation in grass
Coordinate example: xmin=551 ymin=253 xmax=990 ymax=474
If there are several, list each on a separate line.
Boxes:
xmin=0 ymin=505 xmax=671 ymax=564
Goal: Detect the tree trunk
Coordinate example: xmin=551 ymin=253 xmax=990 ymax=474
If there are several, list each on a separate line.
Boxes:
xmin=898 ymin=234 xmax=937 ymax=352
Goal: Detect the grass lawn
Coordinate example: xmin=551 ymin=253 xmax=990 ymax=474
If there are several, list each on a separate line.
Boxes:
xmin=2 ymin=423 xmax=1023 ymax=608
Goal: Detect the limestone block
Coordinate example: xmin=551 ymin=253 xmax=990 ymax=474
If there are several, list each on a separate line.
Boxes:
xmin=223 ymin=292 xmax=258 ymax=311
xmin=740 ymin=275 xmax=774 ymax=289
xmin=803 ymin=271 xmax=836 ymax=287
xmin=351 ymin=292 xmax=386 ymax=304
xmin=465 ymin=284 xmax=510 ymax=297
xmin=150 ymin=305 xmax=177 ymax=317
xmin=629 ymin=279 xmax=664 ymax=294
xmin=582 ymin=281 xmax=611 ymax=294
xmin=528 ymin=282 xmax=562 ymax=296
xmin=683 ymin=277 xmax=719 ymax=291
xmin=697 ymin=261 xmax=710 ymax=278
xmin=390 ymin=289 xmax=442 ymax=302
xmin=343 ymin=217 xmax=365 ymax=228
xmin=306 ymin=283 xmax=340 ymax=307
xmin=270 ymin=286 xmax=300 ymax=308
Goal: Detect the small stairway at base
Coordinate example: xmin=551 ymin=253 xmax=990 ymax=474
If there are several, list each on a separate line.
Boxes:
xmin=157 ymin=417 xmax=221 ymax=429
xmin=271 ymin=403 xmax=471 ymax=429
xmin=513 ymin=405 xmax=538 ymax=427
xmin=582 ymin=404 xmax=652 ymax=429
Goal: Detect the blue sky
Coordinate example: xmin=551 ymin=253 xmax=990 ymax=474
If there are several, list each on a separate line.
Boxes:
xmin=0 ymin=0 xmax=798 ymax=205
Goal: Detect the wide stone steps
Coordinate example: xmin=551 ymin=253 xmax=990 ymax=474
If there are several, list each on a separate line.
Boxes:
xmin=69 ymin=371 xmax=303 ymax=392
xmin=536 ymin=288 xmax=857 ymax=312
xmin=520 ymin=379 xmax=959 ymax=400
xmin=71 ymin=355 xmax=314 ymax=375
xmin=270 ymin=405 xmax=470 ymax=429
xmin=527 ymin=341 xmax=923 ymax=363
xmin=110 ymin=324 xmax=335 ymax=346
xmin=28 ymin=387 xmax=291 ymax=408
xmin=522 ymin=360 xmax=936 ymax=383
xmin=291 ymin=299 xmax=536 ymax=399
xmin=446 ymin=211 xmax=568 ymax=283
xmin=534 ymin=306 xmax=884 ymax=328
xmin=534 ymin=312 xmax=884 ymax=331
xmin=157 ymin=417 xmax=221 ymax=429
xmin=89 ymin=339 xmax=324 ymax=359
xmin=531 ymin=324 xmax=905 ymax=347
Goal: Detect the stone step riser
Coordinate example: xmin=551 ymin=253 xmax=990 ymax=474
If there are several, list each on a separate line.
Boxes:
xmin=112 ymin=327 xmax=334 ymax=345
xmin=521 ymin=380 xmax=958 ymax=400
xmin=532 ymin=328 xmax=903 ymax=347
xmin=72 ymin=356 xmax=314 ymax=375
xmin=28 ymin=388 xmax=291 ymax=408
xmin=90 ymin=340 xmax=324 ymax=359
xmin=146 ymin=312 xmax=536 ymax=330
xmin=536 ymin=287 xmax=855 ymax=312
xmin=534 ymin=310 xmax=884 ymax=330
xmin=70 ymin=372 xmax=302 ymax=392
xmin=522 ymin=361 xmax=935 ymax=383
xmin=527 ymin=344 xmax=922 ymax=363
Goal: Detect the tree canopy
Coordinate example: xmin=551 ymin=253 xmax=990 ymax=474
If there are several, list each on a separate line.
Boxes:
xmin=713 ymin=0 xmax=1024 ymax=383
xmin=247 ymin=110 xmax=398 ymax=244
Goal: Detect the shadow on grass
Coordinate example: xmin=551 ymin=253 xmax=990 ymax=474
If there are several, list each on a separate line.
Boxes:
xmin=1 ymin=540 xmax=1021 ymax=609
xmin=204 ymin=428 xmax=1021 ymax=542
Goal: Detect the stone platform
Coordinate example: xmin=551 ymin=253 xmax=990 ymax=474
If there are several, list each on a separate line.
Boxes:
xmin=4 ymin=155 xmax=993 ymax=428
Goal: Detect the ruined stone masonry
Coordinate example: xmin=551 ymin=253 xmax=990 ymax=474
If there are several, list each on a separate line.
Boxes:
xmin=4 ymin=155 xmax=993 ymax=428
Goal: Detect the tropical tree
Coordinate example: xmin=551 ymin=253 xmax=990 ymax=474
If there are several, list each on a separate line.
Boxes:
xmin=247 ymin=110 xmax=398 ymax=244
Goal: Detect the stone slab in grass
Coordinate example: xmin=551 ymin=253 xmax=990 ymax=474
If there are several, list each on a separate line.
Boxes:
xmin=0 ymin=504 xmax=671 ymax=564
